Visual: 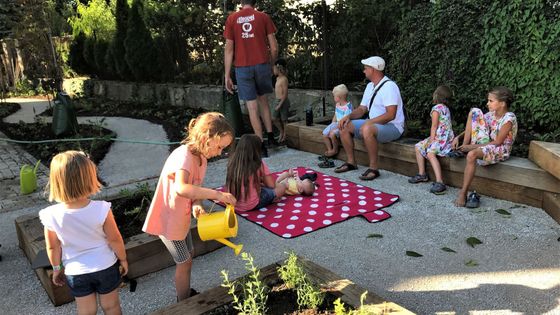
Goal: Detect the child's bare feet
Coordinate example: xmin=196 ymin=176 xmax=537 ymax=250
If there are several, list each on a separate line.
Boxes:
xmin=324 ymin=149 xmax=338 ymax=157
xmin=454 ymin=191 xmax=467 ymax=207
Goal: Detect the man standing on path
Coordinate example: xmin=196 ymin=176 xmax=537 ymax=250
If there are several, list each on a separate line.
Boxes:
xmin=224 ymin=0 xmax=278 ymax=156
xmin=334 ymin=56 xmax=405 ymax=180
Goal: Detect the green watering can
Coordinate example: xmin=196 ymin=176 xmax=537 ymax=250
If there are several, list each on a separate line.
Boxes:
xmin=20 ymin=160 xmax=41 ymax=195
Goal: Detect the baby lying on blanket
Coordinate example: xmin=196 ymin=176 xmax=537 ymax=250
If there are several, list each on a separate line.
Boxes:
xmin=275 ymin=168 xmax=317 ymax=197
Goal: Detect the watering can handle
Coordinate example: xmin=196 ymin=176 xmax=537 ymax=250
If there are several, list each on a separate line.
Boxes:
xmin=33 ymin=160 xmax=41 ymax=173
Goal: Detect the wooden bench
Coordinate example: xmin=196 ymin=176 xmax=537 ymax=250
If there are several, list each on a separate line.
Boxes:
xmin=286 ymin=120 xmax=560 ymax=222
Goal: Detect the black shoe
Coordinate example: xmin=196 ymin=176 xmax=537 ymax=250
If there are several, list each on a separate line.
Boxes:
xmin=267 ymin=132 xmax=278 ymax=147
xmin=300 ymin=173 xmax=318 ymax=182
xmin=465 ymin=191 xmax=480 ymax=208
xmin=261 ymin=142 xmax=269 ymax=158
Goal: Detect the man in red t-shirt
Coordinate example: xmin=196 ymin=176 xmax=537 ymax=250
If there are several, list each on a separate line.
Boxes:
xmin=224 ymin=0 xmax=278 ymax=156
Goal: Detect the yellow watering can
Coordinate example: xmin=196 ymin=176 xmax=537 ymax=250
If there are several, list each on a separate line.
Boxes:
xmin=20 ymin=160 xmax=41 ymax=195
xmin=197 ymin=204 xmax=243 ymax=255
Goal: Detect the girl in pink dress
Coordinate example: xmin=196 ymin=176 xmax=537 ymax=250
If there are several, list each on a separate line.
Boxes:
xmin=452 ymin=87 xmax=518 ymax=208
xmin=142 ymin=112 xmax=237 ymax=301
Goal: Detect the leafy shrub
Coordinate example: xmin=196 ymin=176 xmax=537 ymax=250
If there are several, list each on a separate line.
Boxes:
xmin=221 ymin=252 xmax=269 ymax=315
xmin=277 ymin=252 xmax=325 ymax=310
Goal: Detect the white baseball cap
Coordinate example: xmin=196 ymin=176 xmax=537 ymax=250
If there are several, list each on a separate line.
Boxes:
xmin=361 ymin=56 xmax=385 ymax=71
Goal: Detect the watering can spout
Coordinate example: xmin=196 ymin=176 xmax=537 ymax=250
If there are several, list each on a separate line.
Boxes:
xmin=197 ymin=204 xmax=243 ymax=255
xmin=216 ymin=238 xmax=243 ymax=256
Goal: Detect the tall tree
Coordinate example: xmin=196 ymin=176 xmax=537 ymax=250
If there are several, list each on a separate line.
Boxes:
xmin=124 ymin=0 xmax=156 ymax=82
xmin=110 ymin=0 xmax=130 ymax=79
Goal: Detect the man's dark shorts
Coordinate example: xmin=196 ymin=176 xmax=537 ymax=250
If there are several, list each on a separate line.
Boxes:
xmin=235 ymin=63 xmax=273 ymax=101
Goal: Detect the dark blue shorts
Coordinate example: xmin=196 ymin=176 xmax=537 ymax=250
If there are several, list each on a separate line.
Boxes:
xmin=254 ymin=187 xmax=276 ymax=210
xmin=65 ymin=262 xmax=121 ymax=297
xmin=235 ymin=63 xmax=273 ymax=101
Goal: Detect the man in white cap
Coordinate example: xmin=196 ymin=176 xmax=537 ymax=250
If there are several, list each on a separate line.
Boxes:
xmin=334 ymin=56 xmax=405 ymax=180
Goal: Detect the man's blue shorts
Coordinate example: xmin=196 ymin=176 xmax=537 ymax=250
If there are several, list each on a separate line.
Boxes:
xmin=351 ymin=120 xmax=402 ymax=143
xmin=235 ymin=63 xmax=273 ymax=101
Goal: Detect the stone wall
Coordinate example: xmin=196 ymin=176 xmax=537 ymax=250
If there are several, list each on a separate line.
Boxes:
xmin=62 ymin=78 xmax=365 ymax=120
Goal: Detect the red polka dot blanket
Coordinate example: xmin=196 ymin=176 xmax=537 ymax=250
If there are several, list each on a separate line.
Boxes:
xmin=220 ymin=167 xmax=399 ymax=239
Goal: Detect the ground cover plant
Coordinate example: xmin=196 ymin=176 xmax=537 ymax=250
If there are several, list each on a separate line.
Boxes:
xmin=112 ymin=183 xmax=154 ymax=239
xmin=0 ymin=102 xmax=21 ymax=119
xmin=41 ymin=97 xmax=206 ymax=149
xmin=0 ymin=119 xmax=114 ymax=166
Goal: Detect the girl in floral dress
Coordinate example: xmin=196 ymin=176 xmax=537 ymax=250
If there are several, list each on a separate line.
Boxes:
xmin=409 ymin=85 xmax=454 ymax=194
xmin=452 ymin=86 xmax=518 ymax=207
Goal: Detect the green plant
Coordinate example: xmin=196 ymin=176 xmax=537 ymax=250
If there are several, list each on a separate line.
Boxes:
xmin=221 ymin=252 xmax=268 ymax=315
xmin=277 ymin=251 xmax=325 ymax=310
xmin=334 ymin=291 xmax=391 ymax=315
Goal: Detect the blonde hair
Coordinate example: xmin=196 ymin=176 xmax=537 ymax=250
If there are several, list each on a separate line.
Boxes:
xmin=332 ymin=84 xmax=349 ymax=99
xmin=48 ymin=151 xmax=102 ymax=202
xmin=182 ymin=112 xmax=234 ymax=159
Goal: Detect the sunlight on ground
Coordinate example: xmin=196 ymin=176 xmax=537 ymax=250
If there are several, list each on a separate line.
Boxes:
xmin=391 ymin=268 xmax=560 ymax=291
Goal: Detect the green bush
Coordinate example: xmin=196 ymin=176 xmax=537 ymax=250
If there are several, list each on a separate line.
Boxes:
xmin=479 ymin=0 xmax=560 ymax=133
xmin=111 ymin=0 xmax=131 ymax=79
xmin=125 ymin=0 xmax=157 ymax=82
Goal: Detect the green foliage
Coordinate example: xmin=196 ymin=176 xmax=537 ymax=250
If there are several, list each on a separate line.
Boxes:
xmin=221 ymin=252 xmax=268 ymax=315
xmin=111 ymin=0 xmax=131 ymax=79
xmin=125 ymin=0 xmax=157 ymax=82
xmin=68 ymin=0 xmax=115 ymax=40
xmin=389 ymin=0 xmax=490 ymax=126
xmin=466 ymin=237 xmax=483 ymax=248
xmin=479 ymin=0 xmax=560 ymax=133
xmin=334 ymin=291 xmax=390 ymax=315
xmin=406 ymin=251 xmax=423 ymax=257
xmin=69 ymin=32 xmax=90 ymax=75
xmin=277 ymin=252 xmax=325 ymax=310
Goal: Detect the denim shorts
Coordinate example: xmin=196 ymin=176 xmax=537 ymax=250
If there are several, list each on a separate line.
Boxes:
xmin=254 ymin=187 xmax=276 ymax=210
xmin=351 ymin=120 xmax=402 ymax=143
xmin=235 ymin=63 xmax=273 ymax=101
xmin=65 ymin=261 xmax=121 ymax=297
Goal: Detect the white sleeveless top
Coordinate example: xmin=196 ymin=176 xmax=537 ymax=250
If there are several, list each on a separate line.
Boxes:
xmin=39 ymin=200 xmax=117 ymax=275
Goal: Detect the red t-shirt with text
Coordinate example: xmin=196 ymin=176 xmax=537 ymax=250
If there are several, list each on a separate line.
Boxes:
xmin=224 ymin=8 xmax=277 ymax=67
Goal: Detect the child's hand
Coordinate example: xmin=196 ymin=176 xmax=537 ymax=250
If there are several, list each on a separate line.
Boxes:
xmin=219 ymin=192 xmax=237 ymax=206
xmin=119 ymin=259 xmax=129 ymax=276
xmin=275 ymin=105 xmax=281 ymax=111
xmin=192 ymin=204 xmax=206 ymax=218
xmin=52 ymin=269 xmax=65 ymax=286
xmin=452 ymin=137 xmax=459 ymax=149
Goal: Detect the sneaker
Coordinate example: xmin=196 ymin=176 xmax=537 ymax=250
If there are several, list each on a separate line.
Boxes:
xmin=261 ymin=142 xmax=269 ymax=158
xmin=430 ymin=182 xmax=447 ymax=195
xmin=408 ymin=173 xmax=429 ymax=183
xmin=465 ymin=191 xmax=480 ymax=208
xmin=267 ymin=132 xmax=278 ymax=147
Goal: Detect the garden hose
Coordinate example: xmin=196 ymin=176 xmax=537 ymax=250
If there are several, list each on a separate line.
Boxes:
xmin=0 ymin=137 xmax=180 ymax=145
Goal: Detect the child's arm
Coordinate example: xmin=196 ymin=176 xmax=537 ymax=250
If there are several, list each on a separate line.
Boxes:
xmin=175 ymin=169 xmax=237 ymax=205
xmin=452 ymin=131 xmax=465 ymax=149
xmin=192 ymin=200 xmax=206 ymax=219
xmin=103 ymin=210 xmax=128 ymax=276
xmin=429 ymin=110 xmax=440 ymax=141
xmin=332 ymin=113 xmax=337 ymax=123
xmin=264 ymin=173 xmax=276 ymax=189
xmin=44 ymin=228 xmax=65 ymax=286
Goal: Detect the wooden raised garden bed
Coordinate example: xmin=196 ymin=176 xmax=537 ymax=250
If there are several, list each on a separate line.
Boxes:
xmin=15 ymin=211 xmax=224 ymax=306
xmin=152 ymin=256 xmax=413 ymax=315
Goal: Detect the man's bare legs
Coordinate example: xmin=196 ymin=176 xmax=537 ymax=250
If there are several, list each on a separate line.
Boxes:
xmin=338 ymin=122 xmax=356 ymax=166
xmin=361 ymin=121 xmax=380 ymax=170
xmin=246 ymin=99 xmax=263 ymax=140
xmin=257 ymin=94 xmax=274 ymax=139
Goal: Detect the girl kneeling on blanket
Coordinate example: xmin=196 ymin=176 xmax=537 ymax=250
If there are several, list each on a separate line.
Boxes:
xmin=226 ymin=134 xmax=316 ymax=212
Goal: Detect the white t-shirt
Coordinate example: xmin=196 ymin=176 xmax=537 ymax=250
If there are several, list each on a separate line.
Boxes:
xmin=39 ymin=200 xmax=117 ymax=275
xmin=359 ymin=76 xmax=405 ymax=134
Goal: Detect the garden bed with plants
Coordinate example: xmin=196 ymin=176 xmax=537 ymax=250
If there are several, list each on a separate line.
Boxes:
xmin=14 ymin=184 xmax=224 ymax=306
xmin=0 ymin=121 xmax=114 ymax=166
xmin=154 ymin=253 xmax=413 ymax=315
xmin=41 ymin=97 xmax=207 ymax=149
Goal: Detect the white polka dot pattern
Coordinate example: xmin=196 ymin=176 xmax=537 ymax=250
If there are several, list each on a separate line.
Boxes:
xmin=230 ymin=167 xmax=398 ymax=239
